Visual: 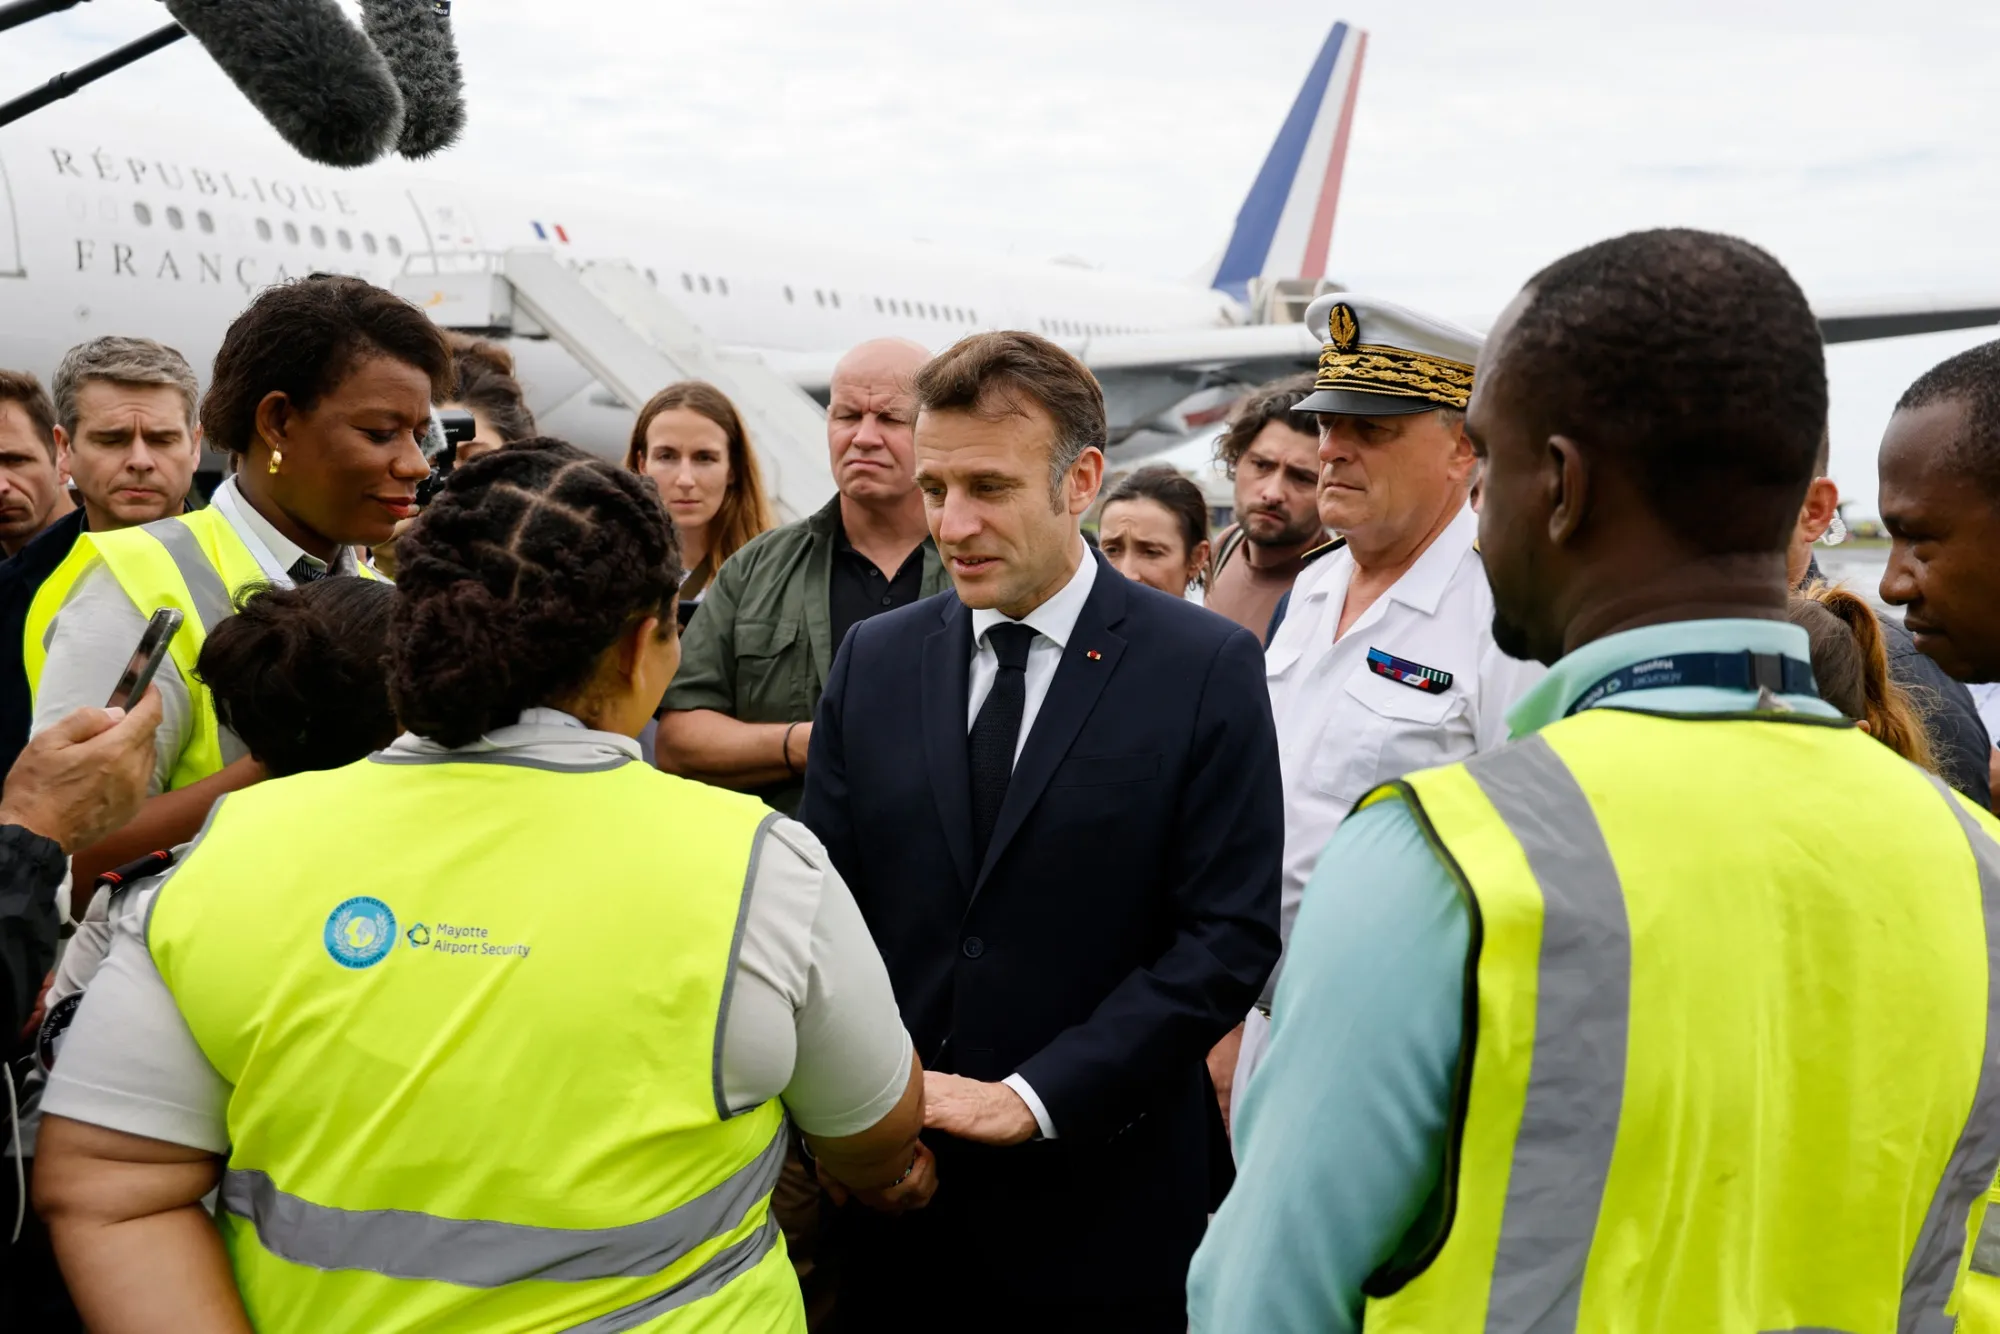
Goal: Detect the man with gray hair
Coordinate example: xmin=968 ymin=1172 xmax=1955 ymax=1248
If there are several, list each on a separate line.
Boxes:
xmin=0 ymin=337 xmax=202 ymax=776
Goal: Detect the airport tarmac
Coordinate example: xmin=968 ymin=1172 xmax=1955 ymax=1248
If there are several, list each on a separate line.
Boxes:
xmin=1815 ymin=543 xmax=1894 ymax=614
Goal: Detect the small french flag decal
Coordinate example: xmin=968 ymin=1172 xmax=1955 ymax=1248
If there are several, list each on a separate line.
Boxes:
xmin=531 ymin=221 xmax=547 ymax=240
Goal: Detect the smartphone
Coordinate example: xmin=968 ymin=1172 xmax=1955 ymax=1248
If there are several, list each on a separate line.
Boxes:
xmin=106 ymin=608 xmax=184 ymax=710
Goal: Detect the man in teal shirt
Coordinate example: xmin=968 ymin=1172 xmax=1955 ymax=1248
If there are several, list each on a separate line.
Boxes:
xmin=1188 ymin=229 xmax=1862 ymax=1330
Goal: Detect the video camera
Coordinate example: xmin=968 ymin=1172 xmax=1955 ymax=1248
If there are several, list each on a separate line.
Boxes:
xmin=415 ymin=408 xmax=477 ymax=509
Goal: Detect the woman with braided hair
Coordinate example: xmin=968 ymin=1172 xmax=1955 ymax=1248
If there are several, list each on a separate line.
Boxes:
xmin=35 ymin=439 xmax=932 ymax=1334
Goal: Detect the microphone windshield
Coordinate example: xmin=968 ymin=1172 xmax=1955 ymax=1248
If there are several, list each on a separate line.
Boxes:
xmin=360 ymin=0 xmax=467 ymax=160
xmin=163 ymin=0 xmax=405 ymax=168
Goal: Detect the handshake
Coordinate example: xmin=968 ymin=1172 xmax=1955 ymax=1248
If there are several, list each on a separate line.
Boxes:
xmin=810 ymin=1070 xmax=1041 ymax=1216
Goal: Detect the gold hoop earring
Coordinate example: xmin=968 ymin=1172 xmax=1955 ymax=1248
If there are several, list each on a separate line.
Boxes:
xmin=267 ymin=448 xmax=283 ymax=476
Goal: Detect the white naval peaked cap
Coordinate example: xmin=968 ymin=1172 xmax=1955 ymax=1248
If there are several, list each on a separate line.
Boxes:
xmin=1298 ymin=293 xmax=1484 ymax=417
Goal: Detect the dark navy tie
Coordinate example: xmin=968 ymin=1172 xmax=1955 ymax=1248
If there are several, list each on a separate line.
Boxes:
xmin=969 ymin=623 xmax=1037 ymax=865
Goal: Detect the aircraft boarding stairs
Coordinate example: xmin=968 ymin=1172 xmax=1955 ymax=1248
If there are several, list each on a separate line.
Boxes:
xmin=394 ymin=250 xmax=835 ymax=523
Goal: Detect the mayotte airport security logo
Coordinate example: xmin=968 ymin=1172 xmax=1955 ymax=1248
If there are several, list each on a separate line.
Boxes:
xmin=324 ymin=896 xmax=398 ymax=970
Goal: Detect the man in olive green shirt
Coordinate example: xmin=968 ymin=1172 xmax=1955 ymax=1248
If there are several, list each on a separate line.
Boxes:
xmin=658 ymin=338 xmax=948 ymax=814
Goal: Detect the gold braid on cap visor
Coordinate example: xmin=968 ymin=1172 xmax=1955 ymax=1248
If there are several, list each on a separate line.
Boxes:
xmin=1314 ymin=342 xmax=1475 ymax=410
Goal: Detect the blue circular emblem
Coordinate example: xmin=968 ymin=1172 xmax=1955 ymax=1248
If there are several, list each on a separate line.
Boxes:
xmin=324 ymin=897 xmax=397 ymax=969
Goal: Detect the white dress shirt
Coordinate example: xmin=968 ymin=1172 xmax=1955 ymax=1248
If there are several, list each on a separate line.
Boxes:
xmin=1261 ymin=502 xmax=1544 ymax=1003
xmin=966 ymin=545 xmax=1099 ymax=766
xmin=961 ymin=544 xmax=1098 ymax=1138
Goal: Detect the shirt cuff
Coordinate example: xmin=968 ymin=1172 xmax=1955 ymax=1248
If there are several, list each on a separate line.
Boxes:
xmin=1002 ymin=1072 xmax=1057 ymax=1141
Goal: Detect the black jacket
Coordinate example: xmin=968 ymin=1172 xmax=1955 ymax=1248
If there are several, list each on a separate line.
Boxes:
xmin=0 ymin=824 xmax=65 ymax=1047
xmin=0 ymin=507 xmax=88 ymax=779
xmin=801 ymin=554 xmax=1283 ymax=1317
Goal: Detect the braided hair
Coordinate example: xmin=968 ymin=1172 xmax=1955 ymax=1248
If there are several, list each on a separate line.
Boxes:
xmin=391 ymin=438 xmax=682 ymax=747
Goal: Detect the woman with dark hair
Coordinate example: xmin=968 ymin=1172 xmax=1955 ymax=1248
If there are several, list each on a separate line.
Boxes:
xmin=37 ymin=440 xmax=931 ymax=1334
xmin=29 ymin=274 xmax=451 ymax=894
xmin=625 ymin=381 xmax=776 ymax=606
xmin=1098 ymin=464 xmax=1213 ymax=597
xmin=442 ymin=333 xmax=536 ymax=464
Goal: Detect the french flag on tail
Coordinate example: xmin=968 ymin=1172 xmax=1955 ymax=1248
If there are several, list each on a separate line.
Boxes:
xmin=1211 ymin=20 xmax=1368 ymax=302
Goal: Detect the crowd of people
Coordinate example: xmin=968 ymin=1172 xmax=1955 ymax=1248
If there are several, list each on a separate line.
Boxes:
xmin=0 ymin=226 xmax=1996 ymax=1332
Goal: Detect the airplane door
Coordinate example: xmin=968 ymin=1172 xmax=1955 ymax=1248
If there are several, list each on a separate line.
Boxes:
xmin=0 ymin=152 xmax=23 ymax=277
xmin=404 ymin=190 xmax=486 ymax=266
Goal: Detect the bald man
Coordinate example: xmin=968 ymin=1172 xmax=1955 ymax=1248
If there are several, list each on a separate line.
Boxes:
xmin=658 ymin=338 xmax=948 ymax=815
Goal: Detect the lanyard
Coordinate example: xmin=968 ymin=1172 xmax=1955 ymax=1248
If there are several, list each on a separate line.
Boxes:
xmin=1566 ymin=651 xmax=1818 ymax=718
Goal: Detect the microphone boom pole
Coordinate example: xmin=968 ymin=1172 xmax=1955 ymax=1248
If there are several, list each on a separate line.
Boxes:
xmin=0 ymin=22 xmax=186 ymax=131
xmin=0 ymin=0 xmax=87 ymax=36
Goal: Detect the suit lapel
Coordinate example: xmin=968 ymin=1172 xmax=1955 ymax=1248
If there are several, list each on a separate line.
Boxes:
xmin=970 ymin=559 xmax=1129 ymax=898
xmin=922 ymin=596 xmax=977 ymax=892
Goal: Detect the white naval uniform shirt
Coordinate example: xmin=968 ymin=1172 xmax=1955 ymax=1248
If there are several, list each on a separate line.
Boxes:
xmin=1260 ymin=501 xmax=1543 ymax=1006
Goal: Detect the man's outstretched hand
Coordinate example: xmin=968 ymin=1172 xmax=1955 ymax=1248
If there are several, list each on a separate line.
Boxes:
xmin=0 ymin=692 xmax=162 ymax=852
xmin=922 ymin=1072 xmax=1039 ymax=1147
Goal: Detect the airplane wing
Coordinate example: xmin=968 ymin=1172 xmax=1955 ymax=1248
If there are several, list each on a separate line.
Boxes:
xmin=1814 ymin=296 xmax=2000 ymax=344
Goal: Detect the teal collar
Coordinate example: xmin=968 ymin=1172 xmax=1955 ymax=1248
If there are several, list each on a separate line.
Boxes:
xmin=1506 ymin=618 xmax=1841 ymax=739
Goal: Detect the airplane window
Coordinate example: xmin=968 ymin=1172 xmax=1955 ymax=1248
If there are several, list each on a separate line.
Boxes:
xmin=386 ymin=236 xmax=402 ymax=257
xmin=929 ymin=304 xmax=939 ymax=319
xmin=874 ymin=297 xmax=884 ymax=313
xmin=970 ymin=309 xmax=978 ymax=324
xmin=310 ymin=225 xmax=326 ymax=248
xmin=645 ymin=268 xmax=657 ymax=285
xmin=198 ymin=210 xmax=215 ymax=234
xmin=165 ymin=206 xmax=184 ymax=230
xmin=361 ymin=232 xmax=377 ymax=254
xmin=814 ymin=290 xmax=825 ymax=307
xmin=337 ymin=229 xmax=353 ymax=252
xmin=682 ymin=273 xmax=693 ymax=291
xmin=901 ymin=300 xmax=912 ymax=316
xmin=255 ymin=218 xmax=272 ymax=242
xmin=830 ymin=291 xmax=840 ymax=308
xmin=784 ymin=286 xmax=795 ymax=303
xmin=133 ymin=202 xmax=152 ymax=226
xmin=283 ymin=222 xmax=300 ymax=245
xmin=718 ymin=277 xmax=729 ymax=295
xmin=700 ymin=275 xmax=711 ymax=294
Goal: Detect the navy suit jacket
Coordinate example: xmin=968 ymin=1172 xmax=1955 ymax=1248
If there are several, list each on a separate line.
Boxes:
xmin=800 ymin=552 xmax=1283 ymax=1307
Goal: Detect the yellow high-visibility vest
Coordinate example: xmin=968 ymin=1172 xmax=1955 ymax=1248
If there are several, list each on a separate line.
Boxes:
xmin=147 ymin=748 xmax=802 ymax=1332
xmin=26 ymin=506 xmax=379 ymax=789
xmin=1355 ymin=706 xmax=2000 ymax=1333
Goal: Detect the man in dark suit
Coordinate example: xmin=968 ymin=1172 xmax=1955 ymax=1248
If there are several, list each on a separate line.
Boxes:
xmin=800 ymin=332 xmax=1283 ymax=1330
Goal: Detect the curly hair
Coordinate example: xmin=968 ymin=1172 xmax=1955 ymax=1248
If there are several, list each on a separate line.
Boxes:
xmin=1895 ymin=337 xmax=2000 ymax=499
xmin=1497 ymin=228 xmax=1826 ymax=555
xmin=1214 ymin=373 xmax=1319 ymax=477
xmin=1788 ymin=583 xmax=1938 ymax=773
xmin=196 ymin=577 xmax=399 ymax=777
xmin=390 ymin=438 xmax=681 ymax=747
xmin=202 ymin=274 xmax=452 ymax=456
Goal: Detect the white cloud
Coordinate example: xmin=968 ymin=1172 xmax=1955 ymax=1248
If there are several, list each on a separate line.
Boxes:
xmin=5 ymin=0 xmax=1996 ymax=513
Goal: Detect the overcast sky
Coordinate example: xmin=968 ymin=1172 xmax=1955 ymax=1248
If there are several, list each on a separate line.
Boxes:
xmin=9 ymin=0 xmax=1999 ymax=515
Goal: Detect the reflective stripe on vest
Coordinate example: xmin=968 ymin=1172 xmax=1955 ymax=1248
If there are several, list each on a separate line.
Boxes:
xmin=217 ymin=1125 xmax=786 ymax=1287
xmin=28 ymin=508 xmax=379 ymax=789
xmin=1357 ymin=709 xmax=2000 ymax=1334
xmin=1459 ymin=735 xmax=1629 ymax=1332
xmin=148 ymin=758 xmax=802 ymax=1332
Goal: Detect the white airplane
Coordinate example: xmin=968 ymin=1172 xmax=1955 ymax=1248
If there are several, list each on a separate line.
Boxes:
xmin=1 ymin=15 xmax=1996 ymax=492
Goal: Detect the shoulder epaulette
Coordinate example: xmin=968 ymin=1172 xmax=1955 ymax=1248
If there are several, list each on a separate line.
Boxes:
xmin=1300 ymin=535 xmax=1348 ymax=567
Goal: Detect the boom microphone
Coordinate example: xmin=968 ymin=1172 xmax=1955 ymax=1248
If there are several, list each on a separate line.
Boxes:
xmin=159 ymin=0 xmax=405 ymax=168
xmin=359 ymin=0 xmax=466 ymax=160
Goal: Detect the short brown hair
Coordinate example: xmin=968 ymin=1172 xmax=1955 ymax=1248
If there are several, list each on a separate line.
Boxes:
xmin=624 ymin=380 xmax=776 ymax=578
xmin=202 ymin=275 xmax=452 ymax=455
xmin=1215 ymin=373 xmax=1319 ymax=477
xmin=0 ymin=370 xmax=57 ymax=459
xmin=52 ymin=337 xmax=200 ymax=437
xmin=913 ymin=331 xmax=1106 ymax=495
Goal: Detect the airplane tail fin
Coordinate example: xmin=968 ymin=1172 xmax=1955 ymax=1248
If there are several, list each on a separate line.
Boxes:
xmin=1210 ymin=20 xmax=1368 ymax=302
